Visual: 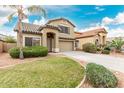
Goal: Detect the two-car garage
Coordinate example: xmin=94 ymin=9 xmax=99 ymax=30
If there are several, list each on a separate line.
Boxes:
xmin=59 ymin=41 xmax=74 ymax=52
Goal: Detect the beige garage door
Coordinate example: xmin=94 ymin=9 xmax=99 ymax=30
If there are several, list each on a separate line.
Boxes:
xmin=59 ymin=41 xmax=73 ymax=52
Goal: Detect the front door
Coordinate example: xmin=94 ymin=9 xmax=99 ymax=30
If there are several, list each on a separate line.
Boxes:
xmin=47 ymin=38 xmax=52 ymax=52
xmin=47 ymin=33 xmax=54 ymax=52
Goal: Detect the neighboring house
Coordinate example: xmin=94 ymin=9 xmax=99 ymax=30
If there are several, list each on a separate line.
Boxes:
xmin=14 ymin=18 xmax=76 ymax=52
xmin=0 ymin=34 xmax=16 ymax=53
xmin=75 ymin=28 xmax=107 ymax=50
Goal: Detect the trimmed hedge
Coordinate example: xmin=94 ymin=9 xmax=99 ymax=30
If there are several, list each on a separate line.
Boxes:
xmin=86 ymin=63 xmax=118 ymax=88
xmin=9 ymin=46 xmax=48 ymax=58
xmin=83 ymin=43 xmax=97 ymax=53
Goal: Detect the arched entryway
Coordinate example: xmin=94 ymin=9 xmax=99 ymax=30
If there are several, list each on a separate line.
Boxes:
xmin=47 ymin=33 xmax=55 ymax=52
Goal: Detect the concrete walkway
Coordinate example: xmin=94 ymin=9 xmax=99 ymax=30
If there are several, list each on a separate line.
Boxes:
xmin=62 ymin=51 xmax=124 ymax=72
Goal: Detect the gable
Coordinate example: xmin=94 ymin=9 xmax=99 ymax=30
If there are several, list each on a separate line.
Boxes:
xmin=75 ymin=28 xmax=107 ymax=39
xmin=46 ymin=18 xmax=75 ymax=28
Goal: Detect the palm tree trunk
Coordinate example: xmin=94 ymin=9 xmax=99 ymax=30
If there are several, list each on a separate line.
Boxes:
xmin=18 ymin=6 xmax=24 ymax=59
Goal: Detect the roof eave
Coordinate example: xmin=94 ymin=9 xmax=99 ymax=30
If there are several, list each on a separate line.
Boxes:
xmin=76 ymin=35 xmax=95 ymax=39
xmin=46 ymin=18 xmax=76 ymax=27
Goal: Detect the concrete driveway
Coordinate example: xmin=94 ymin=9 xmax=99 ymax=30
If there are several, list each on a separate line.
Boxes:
xmin=62 ymin=51 xmax=124 ymax=72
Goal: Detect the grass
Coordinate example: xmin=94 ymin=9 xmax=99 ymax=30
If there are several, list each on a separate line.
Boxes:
xmin=0 ymin=57 xmax=84 ymax=88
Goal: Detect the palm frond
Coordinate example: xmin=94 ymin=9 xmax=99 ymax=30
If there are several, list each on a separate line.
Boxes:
xmin=27 ymin=5 xmax=46 ymax=18
xmin=7 ymin=12 xmax=16 ymax=22
xmin=3 ymin=5 xmax=19 ymax=9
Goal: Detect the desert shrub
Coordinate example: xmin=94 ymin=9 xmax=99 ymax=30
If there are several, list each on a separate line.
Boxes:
xmin=83 ymin=43 xmax=97 ymax=53
xmin=4 ymin=36 xmax=16 ymax=43
xmin=102 ymin=49 xmax=110 ymax=54
xmin=9 ymin=46 xmax=48 ymax=58
xmin=86 ymin=63 xmax=118 ymax=88
xmin=111 ymin=38 xmax=124 ymax=52
xmin=104 ymin=45 xmax=111 ymax=51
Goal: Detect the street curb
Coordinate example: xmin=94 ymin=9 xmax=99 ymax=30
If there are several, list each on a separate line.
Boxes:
xmin=64 ymin=56 xmax=86 ymax=88
xmin=76 ymin=59 xmax=86 ymax=88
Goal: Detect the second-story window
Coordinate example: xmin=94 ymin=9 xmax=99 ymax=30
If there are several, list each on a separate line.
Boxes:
xmin=59 ymin=25 xmax=70 ymax=34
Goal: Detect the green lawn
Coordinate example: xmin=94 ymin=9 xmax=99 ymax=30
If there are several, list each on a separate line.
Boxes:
xmin=0 ymin=57 xmax=84 ymax=88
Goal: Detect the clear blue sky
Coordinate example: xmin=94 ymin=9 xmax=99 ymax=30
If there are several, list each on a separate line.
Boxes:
xmin=0 ymin=5 xmax=124 ymax=37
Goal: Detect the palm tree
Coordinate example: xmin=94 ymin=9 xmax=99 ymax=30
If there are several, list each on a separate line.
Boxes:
xmin=111 ymin=37 xmax=124 ymax=52
xmin=3 ymin=5 xmax=46 ymax=59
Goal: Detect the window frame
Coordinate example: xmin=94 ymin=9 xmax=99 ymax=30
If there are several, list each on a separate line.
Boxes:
xmin=25 ymin=36 xmax=41 ymax=46
xmin=58 ymin=25 xmax=70 ymax=34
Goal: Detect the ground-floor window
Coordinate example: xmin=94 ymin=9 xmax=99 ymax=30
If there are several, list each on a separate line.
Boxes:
xmin=25 ymin=37 xmax=40 ymax=46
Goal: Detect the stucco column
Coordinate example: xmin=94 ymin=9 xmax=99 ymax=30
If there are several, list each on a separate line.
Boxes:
xmin=42 ymin=32 xmax=47 ymax=47
xmin=103 ymin=35 xmax=106 ymax=45
xmin=55 ymin=34 xmax=59 ymax=52
xmin=73 ymin=40 xmax=76 ymax=51
xmin=100 ymin=35 xmax=103 ymax=45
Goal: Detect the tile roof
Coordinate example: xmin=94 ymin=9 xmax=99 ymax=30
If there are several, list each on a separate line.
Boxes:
xmin=75 ymin=28 xmax=107 ymax=39
xmin=14 ymin=18 xmax=75 ymax=34
xmin=46 ymin=17 xmax=76 ymax=27
xmin=14 ymin=22 xmax=42 ymax=34
xmin=38 ymin=24 xmax=61 ymax=31
xmin=14 ymin=22 xmax=60 ymax=34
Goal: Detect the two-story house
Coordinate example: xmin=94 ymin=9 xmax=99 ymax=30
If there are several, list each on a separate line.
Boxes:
xmin=14 ymin=18 xmax=76 ymax=52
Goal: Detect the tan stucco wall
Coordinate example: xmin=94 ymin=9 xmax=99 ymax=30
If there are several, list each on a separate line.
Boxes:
xmin=47 ymin=19 xmax=75 ymax=39
xmin=22 ymin=33 xmax=42 ymax=47
xmin=98 ymin=32 xmax=107 ymax=45
xmin=0 ymin=41 xmax=3 ymax=53
xmin=77 ymin=36 xmax=96 ymax=49
xmin=3 ymin=43 xmax=17 ymax=52
xmin=0 ymin=41 xmax=16 ymax=53
xmin=19 ymin=27 xmax=75 ymax=52
xmin=77 ymin=32 xmax=107 ymax=50
xmin=42 ymin=28 xmax=59 ymax=52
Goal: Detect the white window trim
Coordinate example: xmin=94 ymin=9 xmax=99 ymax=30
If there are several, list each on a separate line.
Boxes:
xmin=23 ymin=34 xmax=41 ymax=47
xmin=58 ymin=24 xmax=70 ymax=34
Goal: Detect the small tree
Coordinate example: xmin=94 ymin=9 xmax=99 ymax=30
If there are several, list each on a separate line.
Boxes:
xmin=4 ymin=36 xmax=16 ymax=43
xmin=3 ymin=5 xmax=46 ymax=59
xmin=111 ymin=37 xmax=124 ymax=52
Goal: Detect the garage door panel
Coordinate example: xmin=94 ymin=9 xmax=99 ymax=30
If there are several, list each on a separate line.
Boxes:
xmin=59 ymin=41 xmax=73 ymax=52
